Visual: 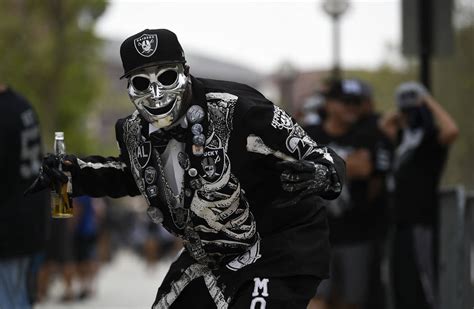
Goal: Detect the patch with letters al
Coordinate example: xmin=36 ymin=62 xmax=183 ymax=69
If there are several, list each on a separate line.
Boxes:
xmin=136 ymin=141 xmax=151 ymax=168
xmin=134 ymin=34 xmax=158 ymax=57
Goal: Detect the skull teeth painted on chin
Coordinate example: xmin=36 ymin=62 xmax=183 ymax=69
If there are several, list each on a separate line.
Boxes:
xmin=135 ymin=97 xmax=182 ymax=128
xmin=143 ymin=99 xmax=176 ymax=116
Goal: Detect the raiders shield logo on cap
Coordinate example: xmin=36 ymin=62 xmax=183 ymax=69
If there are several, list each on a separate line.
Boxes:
xmin=134 ymin=34 xmax=158 ymax=57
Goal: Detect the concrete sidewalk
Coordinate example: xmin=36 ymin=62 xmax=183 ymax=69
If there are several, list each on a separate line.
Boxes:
xmin=35 ymin=249 xmax=172 ymax=309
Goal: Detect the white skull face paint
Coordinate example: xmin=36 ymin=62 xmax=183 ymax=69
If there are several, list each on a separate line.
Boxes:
xmin=128 ymin=63 xmax=189 ymax=128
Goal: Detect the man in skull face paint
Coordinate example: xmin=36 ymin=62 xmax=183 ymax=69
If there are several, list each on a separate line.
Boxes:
xmin=26 ymin=29 xmax=345 ymax=308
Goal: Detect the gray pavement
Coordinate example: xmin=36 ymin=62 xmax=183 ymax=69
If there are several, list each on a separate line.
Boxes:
xmin=35 ymin=250 xmax=172 ymax=309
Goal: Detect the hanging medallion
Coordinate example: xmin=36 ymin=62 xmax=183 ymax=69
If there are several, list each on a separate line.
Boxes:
xmin=177 ymin=151 xmax=190 ymax=170
xmin=188 ymin=168 xmax=198 ymax=177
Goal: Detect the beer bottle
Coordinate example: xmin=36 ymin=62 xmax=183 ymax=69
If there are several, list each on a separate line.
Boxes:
xmin=51 ymin=132 xmax=73 ymax=218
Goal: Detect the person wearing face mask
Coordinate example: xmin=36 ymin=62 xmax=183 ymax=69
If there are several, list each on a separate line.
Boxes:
xmin=380 ymin=82 xmax=458 ymax=309
xmin=25 ymin=29 xmax=346 ymax=308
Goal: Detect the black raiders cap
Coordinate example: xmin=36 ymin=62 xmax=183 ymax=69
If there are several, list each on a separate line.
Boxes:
xmin=120 ymin=29 xmax=186 ymax=79
xmin=323 ymin=79 xmax=365 ymax=104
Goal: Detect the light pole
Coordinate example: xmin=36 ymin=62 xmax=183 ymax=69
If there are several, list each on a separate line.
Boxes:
xmin=322 ymin=0 xmax=349 ymax=79
xmin=277 ymin=61 xmax=298 ymax=115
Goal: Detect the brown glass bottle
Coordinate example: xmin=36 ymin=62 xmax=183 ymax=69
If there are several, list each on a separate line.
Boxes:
xmin=51 ymin=132 xmax=73 ymax=218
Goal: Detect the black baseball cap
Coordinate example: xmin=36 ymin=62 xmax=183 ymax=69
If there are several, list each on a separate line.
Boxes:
xmin=120 ymin=29 xmax=186 ymax=79
xmin=323 ymin=79 xmax=364 ymax=104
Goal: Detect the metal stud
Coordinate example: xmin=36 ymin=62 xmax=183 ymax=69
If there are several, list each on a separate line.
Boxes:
xmin=191 ymin=123 xmax=203 ymax=135
xmin=192 ymin=145 xmax=204 ymax=156
xmin=186 ymin=105 xmax=205 ymax=124
xmin=189 ymin=178 xmax=202 ymax=190
xmin=192 ymin=134 xmax=206 ymax=146
xmin=188 ymin=168 xmax=198 ymax=177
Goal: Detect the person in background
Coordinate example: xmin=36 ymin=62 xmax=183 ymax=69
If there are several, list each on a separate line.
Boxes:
xmin=0 ymin=83 xmax=48 ymax=308
xmin=130 ymin=212 xmax=182 ymax=267
xmin=73 ymin=196 xmax=103 ymax=300
xmin=305 ymin=79 xmax=376 ymax=309
xmin=36 ymin=216 xmax=75 ymax=302
xmin=381 ymin=82 xmax=458 ymax=309
xmin=352 ymin=79 xmax=393 ymax=309
xmin=301 ymin=93 xmax=325 ymax=126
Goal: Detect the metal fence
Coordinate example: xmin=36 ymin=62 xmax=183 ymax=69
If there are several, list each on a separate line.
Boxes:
xmin=439 ymin=187 xmax=473 ymax=309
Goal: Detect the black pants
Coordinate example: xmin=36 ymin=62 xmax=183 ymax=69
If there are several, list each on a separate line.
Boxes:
xmin=391 ymin=225 xmax=437 ymax=309
xmin=152 ymin=251 xmax=321 ymax=308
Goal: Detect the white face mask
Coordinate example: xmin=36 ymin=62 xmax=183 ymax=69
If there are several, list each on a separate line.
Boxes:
xmin=128 ymin=63 xmax=189 ymax=128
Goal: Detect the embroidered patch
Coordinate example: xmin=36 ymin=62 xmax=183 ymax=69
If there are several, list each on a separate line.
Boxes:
xmin=146 ymin=185 xmax=158 ymax=198
xmin=134 ymin=33 xmax=158 ymax=57
xmin=270 ymin=106 xmax=334 ymax=162
xmin=271 ymin=105 xmax=293 ymax=131
xmin=200 ymin=148 xmax=224 ymax=182
xmin=144 ymin=166 xmax=157 ymax=184
xmin=136 ymin=141 xmax=152 ymax=168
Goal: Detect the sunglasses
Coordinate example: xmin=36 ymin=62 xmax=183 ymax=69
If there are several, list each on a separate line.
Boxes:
xmin=130 ymin=69 xmax=179 ymax=91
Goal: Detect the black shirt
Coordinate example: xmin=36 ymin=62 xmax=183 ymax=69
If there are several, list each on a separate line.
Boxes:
xmin=354 ymin=113 xmax=392 ymax=176
xmin=392 ymin=127 xmax=447 ymax=226
xmin=354 ymin=113 xmax=393 ymax=235
xmin=0 ymin=87 xmax=48 ymax=258
xmin=305 ymin=122 xmax=382 ymax=244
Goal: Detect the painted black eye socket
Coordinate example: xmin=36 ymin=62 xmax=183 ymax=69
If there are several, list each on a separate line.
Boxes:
xmin=158 ymin=70 xmax=178 ymax=86
xmin=131 ymin=76 xmax=150 ymax=91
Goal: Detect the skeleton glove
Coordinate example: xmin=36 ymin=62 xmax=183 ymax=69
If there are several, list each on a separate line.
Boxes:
xmin=24 ymin=154 xmax=76 ymax=195
xmin=275 ymin=160 xmax=339 ymax=208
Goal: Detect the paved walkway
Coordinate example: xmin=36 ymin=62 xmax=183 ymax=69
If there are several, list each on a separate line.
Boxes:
xmin=35 ymin=250 xmax=172 ymax=309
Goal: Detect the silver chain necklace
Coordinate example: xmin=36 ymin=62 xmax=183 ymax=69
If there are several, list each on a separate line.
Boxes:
xmin=153 ymin=148 xmax=189 ymax=225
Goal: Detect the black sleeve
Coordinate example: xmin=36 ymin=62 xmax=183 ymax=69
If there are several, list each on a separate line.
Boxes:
xmin=70 ymin=119 xmax=140 ymax=198
xmin=243 ymin=102 xmax=345 ymax=200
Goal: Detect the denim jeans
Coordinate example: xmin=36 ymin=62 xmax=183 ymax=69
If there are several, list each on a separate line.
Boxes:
xmin=0 ymin=256 xmax=31 ymax=309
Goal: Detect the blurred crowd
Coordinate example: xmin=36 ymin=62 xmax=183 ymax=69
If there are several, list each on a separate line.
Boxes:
xmin=0 ymin=77 xmax=458 ymax=309
xmin=302 ymin=78 xmax=458 ymax=309
xmin=33 ymin=196 xmax=182 ymax=304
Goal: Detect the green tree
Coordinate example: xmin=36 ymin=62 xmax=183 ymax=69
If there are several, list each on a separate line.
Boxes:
xmin=433 ymin=23 xmax=474 ymax=188
xmin=0 ymin=0 xmax=107 ymax=153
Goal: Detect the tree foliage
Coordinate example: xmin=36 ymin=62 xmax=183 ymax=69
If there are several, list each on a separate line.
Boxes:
xmin=433 ymin=23 xmax=474 ymax=188
xmin=0 ymin=0 xmax=107 ymax=153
